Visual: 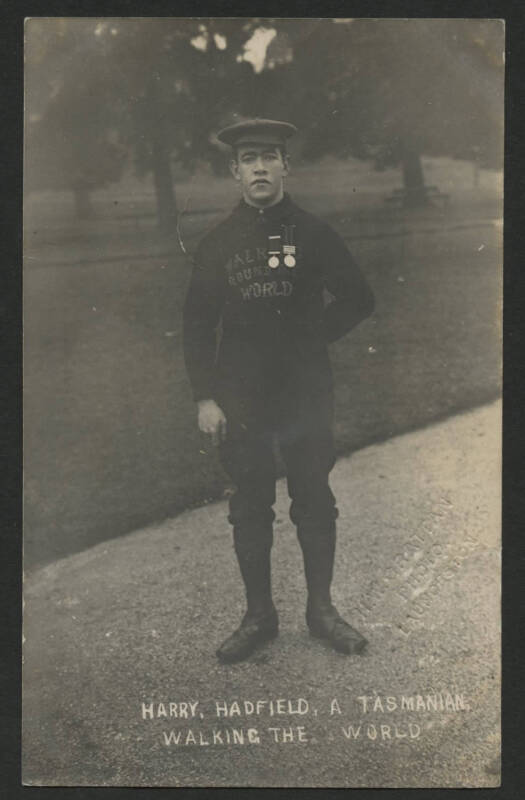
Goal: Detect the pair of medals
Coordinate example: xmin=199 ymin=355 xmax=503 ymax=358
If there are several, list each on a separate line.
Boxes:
xmin=267 ymin=225 xmax=296 ymax=269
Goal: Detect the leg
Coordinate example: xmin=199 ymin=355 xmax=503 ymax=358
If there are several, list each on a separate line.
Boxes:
xmin=280 ymin=426 xmax=338 ymax=612
xmin=280 ymin=424 xmax=367 ymax=655
xmin=220 ymin=420 xmax=277 ymax=618
xmin=215 ymin=420 xmax=278 ymax=662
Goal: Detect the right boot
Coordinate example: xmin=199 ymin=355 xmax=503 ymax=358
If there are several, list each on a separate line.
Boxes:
xmin=216 ymin=608 xmax=279 ymax=663
xmin=216 ymin=523 xmax=278 ymax=664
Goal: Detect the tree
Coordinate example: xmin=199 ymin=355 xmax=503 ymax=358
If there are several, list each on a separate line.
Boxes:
xmin=25 ymin=19 xmax=128 ymax=217
xmin=257 ymin=19 xmax=504 ymax=206
xmin=93 ymin=18 xmax=270 ymax=229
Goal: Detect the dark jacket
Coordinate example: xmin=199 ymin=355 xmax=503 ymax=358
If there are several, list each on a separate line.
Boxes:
xmin=183 ymin=193 xmax=374 ymax=405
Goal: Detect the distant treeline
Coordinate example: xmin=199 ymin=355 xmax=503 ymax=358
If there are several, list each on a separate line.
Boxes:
xmin=25 ymin=18 xmax=503 ymax=225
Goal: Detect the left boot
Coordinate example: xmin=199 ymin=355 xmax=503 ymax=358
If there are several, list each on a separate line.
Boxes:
xmin=307 ymin=602 xmax=367 ymax=654
xmin=297 ymin=521 xmax=368 ymax=655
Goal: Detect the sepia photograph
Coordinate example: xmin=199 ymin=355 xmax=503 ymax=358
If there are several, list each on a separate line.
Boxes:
xmin=22 ymin=16 xmax=503 ymax=787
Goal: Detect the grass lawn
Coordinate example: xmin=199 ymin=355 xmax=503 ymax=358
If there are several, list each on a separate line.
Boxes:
xmin=23 ymin=157 xmax=502 ymax=567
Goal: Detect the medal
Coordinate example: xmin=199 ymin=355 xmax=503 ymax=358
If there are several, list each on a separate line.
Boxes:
xmin=282 ymin=226 xmax=297 ymax=269
xmin=267 ymin=234 xmax=281 ymax=269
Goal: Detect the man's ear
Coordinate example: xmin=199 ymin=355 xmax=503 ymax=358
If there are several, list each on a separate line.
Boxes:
xmin=230 ymin=159 xmax=240 ymax=181
xmin=282 ymin=154 xmax=290 ymax=177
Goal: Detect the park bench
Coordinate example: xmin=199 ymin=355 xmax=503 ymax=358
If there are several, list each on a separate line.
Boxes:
xmin=384 ymin=185 xmax=450 ymax=209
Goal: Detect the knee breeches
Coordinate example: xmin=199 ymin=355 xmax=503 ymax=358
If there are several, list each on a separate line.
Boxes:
xmin=219 ymin=419 xmax=338 ymax=539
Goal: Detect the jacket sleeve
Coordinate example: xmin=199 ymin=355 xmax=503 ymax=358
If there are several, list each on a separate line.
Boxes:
xmin=318 ymin=221 xmax=375 ymax=343
xmin=182 ymin=234 xmax=226 ymax=402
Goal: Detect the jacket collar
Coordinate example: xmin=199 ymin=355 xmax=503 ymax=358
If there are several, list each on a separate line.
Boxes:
xmin=234 ymin=192 xmax=295 ymax=223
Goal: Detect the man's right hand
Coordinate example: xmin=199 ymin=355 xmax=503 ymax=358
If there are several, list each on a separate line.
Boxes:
xmin=197 ymin=399 xmax=227 ymax=446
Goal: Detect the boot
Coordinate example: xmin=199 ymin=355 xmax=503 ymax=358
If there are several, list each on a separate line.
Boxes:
xmin=297 ymin=522 xmax=367 ymax=655
xmin=216 ymin=525 xmax=278 ymax=663
xmin=216 ymin=608 xmax=279 ymax=664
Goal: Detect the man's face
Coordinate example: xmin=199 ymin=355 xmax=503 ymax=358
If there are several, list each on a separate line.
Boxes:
xmin=230 ymin=143 xmax=289 ymax=207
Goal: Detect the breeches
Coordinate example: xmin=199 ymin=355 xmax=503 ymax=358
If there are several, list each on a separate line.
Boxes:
xmin=218 ymin=392 xmax=338 ymax=546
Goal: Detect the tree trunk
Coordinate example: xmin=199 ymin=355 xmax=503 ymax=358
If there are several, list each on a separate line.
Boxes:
xmin=152 ymin=137 xmax=177 ymax=234
xmin=401 ymin=145 xmax=427 ymax=207
xmin=73 ymin=183 xmax=94 ymax=219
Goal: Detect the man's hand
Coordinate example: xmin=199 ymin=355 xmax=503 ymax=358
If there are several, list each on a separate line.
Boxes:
xmin=197 ymin=399 xmax=227 ymax=446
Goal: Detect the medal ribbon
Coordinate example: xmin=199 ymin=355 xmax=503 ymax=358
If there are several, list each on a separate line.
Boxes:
xmin=267 ymin=234 xmax=281 ymax=269
xmin=282 ymin=224 xmax=296 ymax=267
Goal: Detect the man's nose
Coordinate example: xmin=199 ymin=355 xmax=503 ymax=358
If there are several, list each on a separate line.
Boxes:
xmin=253 ymin=158 xmax=267 ymax=172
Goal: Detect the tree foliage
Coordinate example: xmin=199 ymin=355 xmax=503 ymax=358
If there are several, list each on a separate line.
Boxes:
xmin=267 ymin=20 xmax=503 ymax=171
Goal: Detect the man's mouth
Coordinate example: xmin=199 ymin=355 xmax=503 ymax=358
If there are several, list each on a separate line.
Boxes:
xmin=252 ymin=179 xmax=270 ymax=186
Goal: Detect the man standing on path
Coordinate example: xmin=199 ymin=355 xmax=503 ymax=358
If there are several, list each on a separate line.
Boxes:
xmin=183 ymin=119 xmax=375 ymax=663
